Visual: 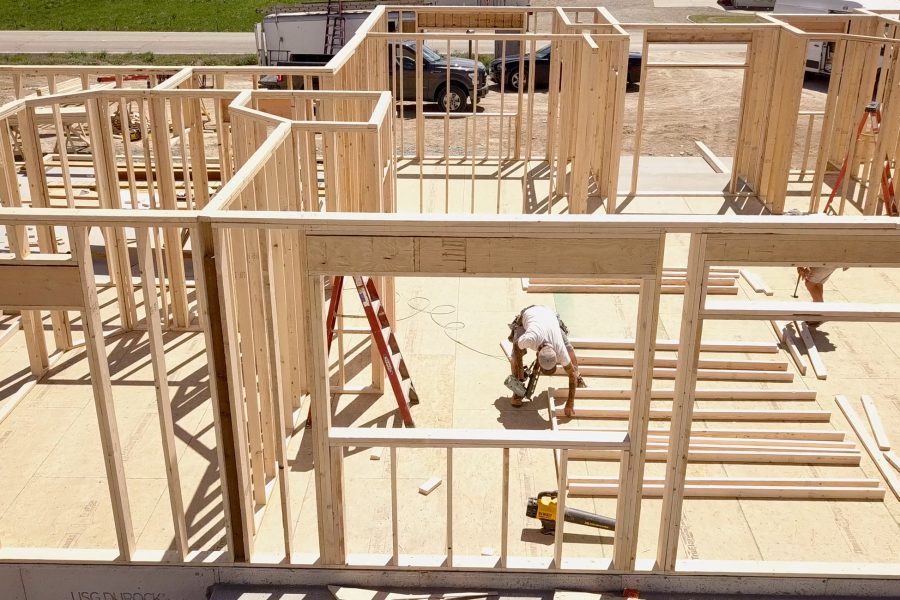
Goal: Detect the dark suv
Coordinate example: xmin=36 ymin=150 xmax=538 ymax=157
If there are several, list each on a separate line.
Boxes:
xmin=490 ymin=44 xmax=643 ymax=89
xmin=259 ymin=42 xmax=489 ymax=113
xmin=389 ymin=41 xmax=488 ymax=112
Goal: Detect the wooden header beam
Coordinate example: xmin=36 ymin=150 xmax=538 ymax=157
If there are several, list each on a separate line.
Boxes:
xmin=415 ymin=11 xmax=526 ymax=30
xmin=0 ymin=256 xmax=84 ymax=311
xmin=304 ymin=234 xmax=663 ymax=277
xmin=203 ymin=211 xmax=900 ymax=234
xmin=704 ymin=234 xmax=900 ymax=267
xmin=644 ymin=27 xmax=758 ymax=43
xmin=1 ymin=211 xmax=896 ymax=239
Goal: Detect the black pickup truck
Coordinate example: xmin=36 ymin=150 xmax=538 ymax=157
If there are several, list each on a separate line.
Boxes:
xmin=259 ymin=41 xmax=489 ymax=112
xmin=489 ymin=44 xmax=643 ymax=89
xmin=389 ymin=41 xmax=489 ymax=112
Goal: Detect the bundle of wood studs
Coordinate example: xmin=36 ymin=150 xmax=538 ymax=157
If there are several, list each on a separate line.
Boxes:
xmin=547 ymin=337 xmax=900 ymax=501
xmin=522 ymin=267 xmax=740 ymax=295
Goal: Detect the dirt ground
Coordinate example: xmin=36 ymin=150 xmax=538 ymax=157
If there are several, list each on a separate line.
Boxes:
xmin=399 ymin=42 xmax=828 ymax=163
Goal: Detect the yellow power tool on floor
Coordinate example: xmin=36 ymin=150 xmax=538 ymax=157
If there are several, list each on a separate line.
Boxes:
xmin=526 ymin=491 xmax=616 ymax=534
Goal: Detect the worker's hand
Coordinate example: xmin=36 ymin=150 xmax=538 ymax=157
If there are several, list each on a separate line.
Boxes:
xmin=564 ymin=400 xmax=574 ymax=417
xmin=576 ymin=374 xmax=587 ymax=388
xmin=797 ymin=266 xmax=811 ymax=281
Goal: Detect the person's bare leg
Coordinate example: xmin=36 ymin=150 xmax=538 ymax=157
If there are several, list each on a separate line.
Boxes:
xmin=512 ymin=345 xmax=525 ymax=379
xmin=804 ymin=279 xmax=824 ymax=327
xmin=805 ymin=279 xmax=824 ymax=302
xmin=510 ymin=345 xmax=525 ymax=407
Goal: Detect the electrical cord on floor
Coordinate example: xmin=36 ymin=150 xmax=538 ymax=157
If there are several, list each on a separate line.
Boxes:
xmin=395 ymin=294 xmax=507 ymax=362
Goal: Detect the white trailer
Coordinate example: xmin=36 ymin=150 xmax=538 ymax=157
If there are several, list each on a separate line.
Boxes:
xmin=255 ymin=10 xmax=373 ymax=64
xmin=774 ymin=0 xmax=899 ymax=12
xmin=255 ymin=0 xmax=531 ymax=65
xmin=774 ymin=0 xmax=900 ymax=74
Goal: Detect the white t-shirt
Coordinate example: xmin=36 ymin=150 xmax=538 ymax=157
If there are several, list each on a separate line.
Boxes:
xmin=515 ymin=305 xmax=570 ymax=367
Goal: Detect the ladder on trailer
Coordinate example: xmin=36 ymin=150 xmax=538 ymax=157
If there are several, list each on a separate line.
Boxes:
xmin=325 ymin=276 xmax=419 ymax=426
xmin=324 ymin=0 xmax=346 ymax=55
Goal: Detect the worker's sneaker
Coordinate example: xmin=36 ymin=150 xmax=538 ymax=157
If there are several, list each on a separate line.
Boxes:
xmin=510 ymin=395 xmax=524 ymax=407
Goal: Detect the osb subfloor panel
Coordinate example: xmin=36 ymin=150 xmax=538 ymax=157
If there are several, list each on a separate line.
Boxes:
xmin=0 ymin=306 xmax=227 ymax=553
xmin=0 ymin=170 xmax=898 ymax=567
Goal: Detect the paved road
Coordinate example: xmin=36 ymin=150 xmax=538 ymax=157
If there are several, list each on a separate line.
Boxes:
xmin=0 ymin=30 xmax=256 ymax=55
xmin=0 ymin=0 xmax=732 ymax=56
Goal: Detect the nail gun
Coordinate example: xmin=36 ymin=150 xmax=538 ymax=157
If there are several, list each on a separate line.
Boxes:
xmin=503 ymin=358 xmax=541 ymax=400
xmin=526 ymin=491 xmax=616 ymax=534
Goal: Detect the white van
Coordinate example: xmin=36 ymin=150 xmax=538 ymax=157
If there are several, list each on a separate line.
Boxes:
xmin=774 ymin=0 xmax=899 ymax=13
xmin=774 ymin=0 xmax=900 ymax=74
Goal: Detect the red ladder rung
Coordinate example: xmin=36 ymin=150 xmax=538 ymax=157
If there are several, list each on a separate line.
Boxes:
xmin=325 ymin=275 xmax=344 ymax=354
xmin=323 ymin=275 xmax=417 ymax=426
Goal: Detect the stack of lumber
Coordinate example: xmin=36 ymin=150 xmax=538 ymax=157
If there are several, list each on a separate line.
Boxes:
xmin=546 ymin=336 xmax=895 ymax=501
xmin=39 ymin=156 xmax=223 ymax=204
xmin=560 ymin=425 xmax=861 ymax=465
xmin=44 ymin=154 xmax=225 ymax=180
xmin=835 ymin=395 xmax=900 ymax=500
xmin=522 ymin=267 xmax=740 ymax=295
xmin=568 ymin=337 xmax=793 ymax=383
xmin=567 ymin=476 xmax=886 ymax=500
xmin=551 ymin=398 xmax=883 ymax=498
xmin=770 ymin=320 xmax=828 ymax=379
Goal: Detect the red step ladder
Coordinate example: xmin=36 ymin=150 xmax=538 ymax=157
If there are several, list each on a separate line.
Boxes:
xmin=325 ymin=275 xmax=418 ymax=426
xmin=823 ymin=101 xmax=897 ymax=217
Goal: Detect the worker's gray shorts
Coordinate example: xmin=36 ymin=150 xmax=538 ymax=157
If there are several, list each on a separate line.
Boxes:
xmin=806 ymin=267 xmax=837 ymax=285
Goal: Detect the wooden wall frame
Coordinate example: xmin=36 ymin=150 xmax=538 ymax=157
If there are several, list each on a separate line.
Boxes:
xmin=209 ymin=211 xmax=899 ymax=573
xmin=0 ymin=206 xmax=896 ymax=579
xmin=274 ymin=219 xmax=665 ymax=568
xmin=1 ymin=3 xmax=900 ymax=584
xmin=655 ymin=224 xmax=900 ymax=572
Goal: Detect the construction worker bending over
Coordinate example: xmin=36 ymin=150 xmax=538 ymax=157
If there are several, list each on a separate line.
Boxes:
xmin=508 ymin=305 xmax=586 ymax=416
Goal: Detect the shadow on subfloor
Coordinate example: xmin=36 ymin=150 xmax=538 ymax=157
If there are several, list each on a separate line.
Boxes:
xmin=807 ymin=326 xmax=836 ymax=353
xmin=107 ymin=331 xmax=229 ymax=552
xmin=0 ymin=324 xmax=229 ymax=553
xmin=329 ymin=335 xmax=374 ymax=391
xmin=715 ymin=193 xmax=769 ymax=215
xmin=520 ymin=527 xmax=613 ymax=546
xmin=492 ymin=391 xmax=551 ymax=430
xmin=613 ymin=185 xmax=769 ymax=217
xmin=522 ymin=162 xmax=553 ymax=214
xmin=288 ymin=388 xmax=401 ymax=473
xmin=170 ymin=364 xmax=229 ymax=552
